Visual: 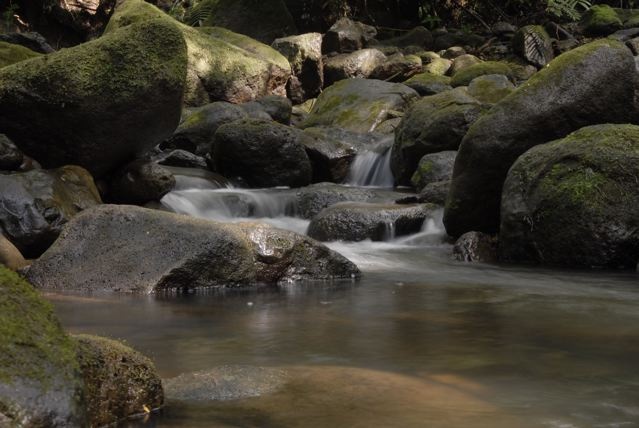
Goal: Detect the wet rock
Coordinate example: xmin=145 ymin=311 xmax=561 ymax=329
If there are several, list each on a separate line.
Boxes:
xmin=0 ymin=266 xmax=86 ymax=427
xmin=392 ymin=88 xmax=483 ymax=185
xmin=213 ymin=119 xmax=312 ymax=188
xmin=26 ymin=205 xmax=359 ymax=292
xmin=0 ymin=166 xmax=102 ymax=258
xmin=323 ymin=49 xmax=387 ymax=85
xmin=0 ymin=18 xmax=187 ymax=177
xmin=0 ymin=134 xmax=23 ymax=170
xmin=322 ymin=18 xmax=377 ymax=53
xmin=106 ymin=0 xmax=291 ymax=106
xmin=450 ymin=61 xmax=513 ymax=87
xmin=75 ymin=334 xmax=164 ymax=427
xmin=272 ymin=33 xmax=323 ymax=103
xmin=154 ymin=150 xmax=208 ymax=170
xmin=108 ymin=160 xmax=176 ymax=204
xmin=0 ymin=41 xmax=41 ymax=68
xmin=411 ymin=151 xmax=456 ymax=191
xmin=512 ymin=25 xmax=554 ymax=68
xmin=500 ymin=124 xmax=639 ymax=268
xmin=300 ymin=78 xmax=418 ymax=134
xmin=0 ymin=234 xmax=28 ymax=271
xmin=581 ymin=4 xmax=622 ymax=36
xmin=467 ymin=74 xmax=515 ymax=105
xmin=165 ymin=366 xmax=287 ymax=401
xmin=403 ymin=72 xmax=452 ymax=96
xmin=452 ymin=231 xmax=498 ymax=263
xmin=308 ymin=202 xmax=438 ymax=242
xmin=296 ymin=183 xmax=378 ymax=219
xmin=0 ymin=32 xmax=55 ymax=54
xmin=418 ymin=180 xmax=451 ymax=205
xmin=444 ymin=39 xmax=637 ymax=238
xmin=165 ymin=102 xmax=248 ymax=156
xmin=370 ymin=53 xmax=422 ymax=82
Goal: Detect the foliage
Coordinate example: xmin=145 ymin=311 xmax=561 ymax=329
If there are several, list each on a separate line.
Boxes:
xmin=546 ymin=0 xmax=592 ymax=20
xmin=2 ymin=1 xmax=19 ymax=28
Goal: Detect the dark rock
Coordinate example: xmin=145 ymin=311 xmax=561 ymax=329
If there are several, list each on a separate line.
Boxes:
xmin=322 ymin=18 xmax=377 ymax=53
xmin=512 ymin=25 xmax=554 ymax=68
xmin=154 ymin=150 xmax=208 ymax=170
xmin=500 ymin=124 xmax=639 ymax=268
xmin=0 ymin=19 xmax=187 ymax=177
xmin=323 ymin=49 xmax=387 ymax=85
xmin=419 ymin=180 xmax=451 ymax=205
xmin=272 ymin=33 xmax=323 ymax=103
xmin=26 ymin=205 xmax=359 ymax=292
xmin=307 ymin=202 xmax=438 ymax=242
xmin=492 ymin=22 xmax=517 ymax=37
xmin=0 ymin=32 xmax=54 ymax=54
xmin=256 ymin=95 xmax=292 ymax=124
xmin=47 ymin=0 xmax=116 ymax=39
xmin=411 ymin=151 xmax=456 ymax=191
xmin=240 ymin=101 xmax=274 ymax=121
xmin=212 ymin=119 xmax=312 ymax=187
xmin=452 ymin=231 xmax=498 ymax=263
xmin=0 ymin=266 xmax=86 ymax=427
xmin=74 ymin=334 xmax=163 ymax=427
xmin=392 ymin=88 xmax=483 ymax=185
xmin=0 ymin=166 xmax=102 ymax=258
xmin=0 ymin=134 xmax=23 ymax=170
xmin=108 ymin=161 xmax=176 ymax=204
xmin=444 ymin=39 xmax=637 ymax=238
xmin=296 ymin=183 xmax=378 ymax=219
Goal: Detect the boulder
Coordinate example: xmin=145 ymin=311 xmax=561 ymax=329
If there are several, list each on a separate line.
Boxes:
xmin=392 ymin=88 xmax=484 ymax=185
xmin=0 ymin=266 xmax=86 ymax=427
xmin=296 ymin=183 xmax=378 ymax=219
xmin=370 ymin=53 xmax=422 ymax=82
xmin=0 ymin=166 xmax=102 ymax=258
xmin=512 ymin=25 xmax=554 ymax=68
xmin=452 ymin=232 xmax=498 ymax=263
xmin=581 ymin=5 xmax=623 ymax=35
xmin=165 ymin=102 xmax=248 ymax=155
xmin=403 ymin=72 xmax=452 ymax=96
xmin=411 ymin=151 xmax=457 ymax=191
xmin=26 ymin=205 xmax=359 ymax=292
xmin=240 ymin=101 xmax=274 ymax=121
xmin=192 ymin=0 xmax=297 ymax=43
xmin=0 ymin=134 xmax=23 ymax=170
xmin=323 ymin=49 xmax=387 ymax=85
xmin=467 ymin=74 xmax=515 ymax=105
xmin=0 ymin=32 xmax=55 ymax=54
xmin=213 ymin=119 xmax=312 ymax=188
xmin=444 ymin=39 xmax=638 ymax=238
xmin=450 ymin=61 xmax=513 ymax=87
xmin=153 ymin=150 xmax=209 ymax=170
xmin=308 ymin=202 xmax=438 ymax=242
xmin=423 ymin=57 xmax=452 ymax=75
xmin=418 ymin=180 xmax=451 ymax=205
xmin=442 ymin=46 xmax=466 ymax=59
xmin=300 ymin=78 xmax=418 ymax=134
xmin=105 ymin=0 xmax=291 ymax=106
xmin=272 ymin=33 xmax=323 ymax=103
xmin=74 ymin=334 xmax=163 ymax=427
xmin=322 ymin=18 xmax=377 ymax=53
xmin=500 ymin=124 xmax=639 ymax=268
xmin=448 ymin=54 xmax=481 ymax=75
xmin=107 ymin=160 xmax=176 ymax=204
xmin=254 ymin=95 xmax=293 ymax=125
xmin=0 ymin=41 xmax=41 ymax=68
xmin=0 ymin=18 xmax=187 ymax=177
xmin=0 ymin=234 xmax=28 ymax=271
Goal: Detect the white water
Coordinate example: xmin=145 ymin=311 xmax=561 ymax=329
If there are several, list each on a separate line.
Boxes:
xmin=345 ymin=146 xmax=394 ymax=188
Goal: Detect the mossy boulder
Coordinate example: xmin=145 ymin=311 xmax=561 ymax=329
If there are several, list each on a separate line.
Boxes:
xmin=582 ymin=5 xmax=623 ymax=35
xmin=0 ymin=266 xmax=86 ymax=426
xmin=403 ymin=72 xmax=452 ymax=96
xmin=444 ymin=39 xmax=637 ymax=238
xmin=423 ymin=57 xmax=452 ymax=75
xmin=410 ymin=151 xmax=457 ymax=191
xmin=0 ymin=166 xmax=102 ymax=258
xmin=467 ymin=74 xmax=515 ymax=105
xmin=26 ymin=204 xmax=359 ymax=292
xmin=512 ymin=25 xmax=554 ymax=68
xmin=74 ymin=334 xmax=164 ymax=427
xmin=500 ymin=124 xmax=639 ymax=268
xmin=0 ymin=19 xmax=187 ymax=177
xmin=300 ymin=79 xmax=418 ymax=134
xmin=391 ymin=88 xmax=484 ymax=185
xmin=307 ymin=202 xmax=439 ymax=242
xmin=450 ymin=61 xmax=513 ymax=87
xmin=105 ymin=0 xmax=291 ymax=106
xmin=448 ymin=54 xmax=481 ymax=75
xmin=0 ymin=41 xmax=40 ymax=68
xmin=212 ymin=118 xmax=313 ymax=188
xmin=194 ymin=0 xmax=297 ymax=44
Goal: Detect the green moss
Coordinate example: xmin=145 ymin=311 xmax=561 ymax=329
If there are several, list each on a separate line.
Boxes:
xmin=450 ymin=61 xmax=513 ymax=87
xmin=0 ymin=41 xmax=41 ymax=68
xmin=410 ymin=160 xmax=434 ymax=188
xmin=0 ymin=266 xmax=78 ymax=385
xmin=581 ymin=5 xmax=622 ymax=35
xmin=405 ymin=72 xmax=451 ymax=86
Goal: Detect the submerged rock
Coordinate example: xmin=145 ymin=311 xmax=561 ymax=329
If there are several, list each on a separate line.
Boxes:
xmin=308 ymin=202 xmax=438 ymax=242
xmin=212 ymin=118 xmax=312 ymax=188
xmin=0 ymin=166 xmax=102 ymax=258
xmin=500 ymin=124 xmax=639 ymax=268
xmin=75 ymin=334 xmax=164 ymax=427
xmin=444 ymin=39 xmax=637 ymax=238
xmin=27 ymin=205 xmax=359 ymax=292
xmin=300 ymin=79 xmax=418 ymax=134
xmin=0 ymin=18 xmax=187 ymax=177
xmin=0 ymin=266 xmax=86 ymax=427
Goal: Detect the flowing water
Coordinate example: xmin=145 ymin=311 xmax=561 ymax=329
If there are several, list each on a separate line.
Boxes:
xmin=46 ymin=168 xmax=639 ymax=428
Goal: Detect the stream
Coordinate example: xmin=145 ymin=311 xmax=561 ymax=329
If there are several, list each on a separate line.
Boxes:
xmin=46 ymin=151 xmax=639 ymax=428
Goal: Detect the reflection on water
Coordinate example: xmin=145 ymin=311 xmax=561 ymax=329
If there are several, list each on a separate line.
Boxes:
xmin=49 ymin=242 xmax=639 ymax=427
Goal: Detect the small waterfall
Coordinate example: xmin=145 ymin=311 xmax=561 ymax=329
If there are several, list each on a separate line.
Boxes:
xmin=382 ymin=220 xmax=396 ymax=241
xmin=345 ymin=147 xmax=394 ymax=188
